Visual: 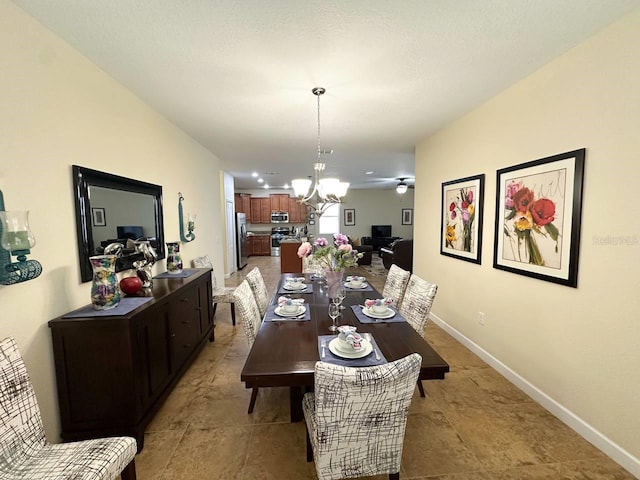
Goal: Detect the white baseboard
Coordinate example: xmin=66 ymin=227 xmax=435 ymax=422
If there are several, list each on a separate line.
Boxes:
xmin=429 ymin=312 xmax=640 ymax=478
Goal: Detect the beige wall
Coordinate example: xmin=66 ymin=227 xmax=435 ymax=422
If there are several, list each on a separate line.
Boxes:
xmin=415 ymin=8 xmax=640 ymax=471
xmin=0 ymin=1 xmax=225 ymax=440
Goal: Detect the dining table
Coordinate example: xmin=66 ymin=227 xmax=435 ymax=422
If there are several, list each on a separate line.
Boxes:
xmin=240 ymin=273 xmax=450 ymax=422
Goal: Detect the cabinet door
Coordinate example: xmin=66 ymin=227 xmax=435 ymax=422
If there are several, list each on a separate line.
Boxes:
xmin=137 ymin=303 xmax=172 ymax=410
xmin=234 ymin=194 xmax=242 ymax=213
xmin=250 ymin=198 xmax=262 ymax=223
xmin=270 ymin=195 xmax=279 ymax=212
xmin=288 ymin=197 xmax=300 ymax=223
xmin=242 ymin=195 xmax=252 ymax=222
xmin=280 ymin=195 xmax=289 ymax=211
xmin=260 ymin=198 xmax=271 ymax=222
xmin=169 ymin=287 xmax=201 ymax=370
xmin=196 ymin=276 xmax=214 ymax=337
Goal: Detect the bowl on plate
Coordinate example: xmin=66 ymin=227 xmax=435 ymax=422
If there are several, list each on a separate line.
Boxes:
xmin=281 ymin=303 xmax=299 ymax=314
xmin=337 ymin=325 xmax=364 ymax=350
xmin=371 ymin=304 xmax=390 ymax=315
xmin=348 ymin=276 xmax=366 ymax=288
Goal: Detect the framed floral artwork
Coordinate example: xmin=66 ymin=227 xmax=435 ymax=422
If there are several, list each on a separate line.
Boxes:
xmin=440 ymin=174 xmax=485 ymax=264
xmin=91 ymin=207 xmax=106 ymax=227
xmin=493 ymin=148 xmax=585 ymax=287
xmin=344 ymin=208 xmax=356 ymax=226
xmin=402 ymin=208 xmax=413 ymax=225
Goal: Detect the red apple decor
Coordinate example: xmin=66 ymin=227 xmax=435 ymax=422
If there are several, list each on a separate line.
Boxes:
xmin=119 ymin=276 xmax=143 ymax=295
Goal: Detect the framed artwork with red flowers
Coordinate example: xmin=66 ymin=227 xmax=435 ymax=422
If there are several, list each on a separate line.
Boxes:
xmin=493 ymin=148 xmax=585 ymax=287
xmin=440 ymin=174 xmax=485 ymax=264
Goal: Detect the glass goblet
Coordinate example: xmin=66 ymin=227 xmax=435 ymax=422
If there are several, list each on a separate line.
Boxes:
xmin=328 ymin=303 xmax=340 ymax=332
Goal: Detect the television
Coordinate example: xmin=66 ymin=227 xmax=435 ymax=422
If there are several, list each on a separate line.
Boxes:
xmin=371 ymin=225 xmax=392 ymax=238
xmin=117 ymin=225 xmax=144 ymax=240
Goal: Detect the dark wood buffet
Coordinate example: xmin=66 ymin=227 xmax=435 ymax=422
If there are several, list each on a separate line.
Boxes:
xmin=48 ymin=268 xmax=214 ymax=451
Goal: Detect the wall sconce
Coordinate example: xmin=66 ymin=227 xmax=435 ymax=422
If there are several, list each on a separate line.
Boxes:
xmin=0 ymin=190 xmax=42 ymax=285
xmin=178 ymin=192 xmax=196 ymax=243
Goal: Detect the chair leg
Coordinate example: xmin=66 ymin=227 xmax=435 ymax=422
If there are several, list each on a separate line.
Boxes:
xmin=306 ymin=424 xmax=313 ymax=462
xmin=248 ymin=387 xmax=259 ymax=414
xmin=121 ymin=459 xmax=137 ymax=480
xmin=213 ymin=303 xmax=218 ymax=318
xmin=230 ymin=303 xmax=236 ymax=326
xmin=389 ymin=473 xmax=399 ymax=480
xmin=417 ymin=379 xmax=426 ymax=398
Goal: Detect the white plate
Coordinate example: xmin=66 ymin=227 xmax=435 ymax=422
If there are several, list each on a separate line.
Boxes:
xmin=283 ymin=283 xmax=307 ymax=291
xmin=328 ymin=338 xmax=373 ymax=359
xmin=275 ymin=305 xmax=306 ymax=317
xmin=362 ymin=307 xmax=395 ymax=319
xmin=345 ymin=282 xmax=367 ymax=289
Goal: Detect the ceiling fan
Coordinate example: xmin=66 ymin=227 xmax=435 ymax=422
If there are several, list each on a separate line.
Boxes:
xmin=395 ymin=177 xmax=415 ymax=194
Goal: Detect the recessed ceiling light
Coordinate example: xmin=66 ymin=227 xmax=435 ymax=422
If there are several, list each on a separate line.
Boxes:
xmin=257 ymin=178 xmax=264 ymax=183
xmin=283 ymin=183 xmax=290 ymax=189
xmin=251 ymin=172 xmax=258 ymax=177
xmin=365 ymin=171 xmax=375 ymax=175
xmin=263 ymin=184 xmax=269 ymax=189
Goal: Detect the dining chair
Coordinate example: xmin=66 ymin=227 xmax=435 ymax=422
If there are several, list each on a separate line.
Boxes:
xmin=192 ymin=255 xmax=236 ymax=329
xmin=232 ymin=280 xmax=263 ymax=413
xmin=0 ymin=336 xmax=137 ymax=480
xmin=398 ymin=274 xmax=438 ymax=397
xmin=382 ymin=264 xmax=411 ymax=309
xmin=245 ymin=267 xmax=270 ymax=318
xmin=303 ymin=353 xmax=422 ymax=480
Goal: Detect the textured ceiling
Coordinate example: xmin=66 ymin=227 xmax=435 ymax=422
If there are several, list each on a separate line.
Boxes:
xmin=11 ymin=0 xmax=640 ymax=190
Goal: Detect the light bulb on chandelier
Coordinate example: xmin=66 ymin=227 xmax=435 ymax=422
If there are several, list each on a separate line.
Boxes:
xmin=292 ymin=87 xmax=349 ymax=217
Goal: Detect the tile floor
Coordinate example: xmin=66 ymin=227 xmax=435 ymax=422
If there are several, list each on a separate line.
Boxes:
xmin=134 ymin=255 xmax=634 ymax=479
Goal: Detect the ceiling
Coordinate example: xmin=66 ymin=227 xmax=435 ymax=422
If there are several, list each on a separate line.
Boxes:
xmin=12 ymin=1 xmax=640 ymax=190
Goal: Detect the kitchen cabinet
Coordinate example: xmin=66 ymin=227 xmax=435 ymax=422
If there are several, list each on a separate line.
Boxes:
xmin=235 ymin=193 xmax=252 ymax=222
xmin=288 ymin=197 xmax=309 ymax=223
xmin=270 ymin=194 xmax=289 ymax=212
xmin=248 ymin=235 xmax=271 ymax=256
xmin=250 ymin=197 xmax=272 ymax=223
xmin=48 ymin=269 xmax=214 ymax=452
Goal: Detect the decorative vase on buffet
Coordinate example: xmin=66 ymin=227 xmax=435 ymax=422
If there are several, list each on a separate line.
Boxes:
xmin=166 ymin=241 xmax=183 ymax=274
xmin=89 ymin=255 xmax=121 ymax=310
xmin=133 ymin=239 xmax=158 ymax=287
xmin=324 ymin=270 xmax=344 ymax=299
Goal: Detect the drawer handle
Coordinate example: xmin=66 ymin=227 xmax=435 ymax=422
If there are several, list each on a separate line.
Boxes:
xmin=170 ymin=333 xmax=176 ymax=338
xmin=183 ymin=344 xmax=192 ymax=348
xmin=195 ymin=307 xmax=202 ymax=311
xmin=181 ymin=320 xmax=191 ymax=325
xmin=180 ymin=298 xmax=189 ymax=303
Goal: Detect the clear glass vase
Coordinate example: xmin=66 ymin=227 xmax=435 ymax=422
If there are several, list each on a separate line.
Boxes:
xmin=166 ymin=241 xmax=183 ymax=274
xmin=89 ymin=255 xmax=121 ymax=310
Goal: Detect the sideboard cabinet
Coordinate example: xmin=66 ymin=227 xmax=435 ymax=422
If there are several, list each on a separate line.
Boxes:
xmin=48 ymin=268 xmax=214 ymax=451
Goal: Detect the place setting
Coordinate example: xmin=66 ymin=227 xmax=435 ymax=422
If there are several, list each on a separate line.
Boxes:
xmin=318 ymin=325 xmax=387 ymax=367
xmin=350 ymin=298 xmax=407 ymax=323
xmin=343 ymin=275 xmax=374 ymax=291
xmin=277 ymin=276 xmax=313 ymax=294
xmin=265 ymin=296 xmax=311 ymax=321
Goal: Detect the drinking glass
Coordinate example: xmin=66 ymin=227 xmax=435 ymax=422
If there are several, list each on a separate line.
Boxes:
xmin=328 ymin=303 xmax=340 ymax=332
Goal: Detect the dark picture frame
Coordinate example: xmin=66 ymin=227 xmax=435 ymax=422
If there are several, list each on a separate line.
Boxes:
xmin=440 ymin=174 xmax=485 ymax=264
xmin=344 ymin=208 xmax=356 ymax=226
xmin=401 ymin=208 xmax=413 ymax=225
xmin=493 ymin=149 xmax=585 ymax=287
xmin=91 ymin=207 xmax=106 ymax=227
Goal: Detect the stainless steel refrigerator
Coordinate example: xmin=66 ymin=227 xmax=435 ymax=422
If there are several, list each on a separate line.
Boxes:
xmin=236 ymin=213 xmax=248 ymax=270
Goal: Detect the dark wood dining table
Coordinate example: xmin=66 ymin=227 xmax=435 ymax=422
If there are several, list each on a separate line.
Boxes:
xmin=240 ymin=273 xmax=450 ymax=422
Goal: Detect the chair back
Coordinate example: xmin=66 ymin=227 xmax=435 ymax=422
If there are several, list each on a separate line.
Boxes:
xmin=312 ymin=353 xmax=421 ymax=478
xmin=192 ymin=255 xmax=218 ymax=289
xmin=382 ymin=264 xmax=411 ymax=309
xmin=0 ymin=337 xmax=47 ymax=468
xmin=232 ymin=280 xmax=262 ymax=345
xmin=399 ymin=274 xmax=438 ymax=338
xmin=245 ymin=267 xmax=269 ymax=318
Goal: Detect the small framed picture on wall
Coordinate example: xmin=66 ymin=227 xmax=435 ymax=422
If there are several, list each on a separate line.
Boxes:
xmin=402 ymin=208 xmax=413 ymax=225
xmin=92 ymin=207 xmax=106 ymax=227
xmin=344 ymin=209 xmax=356 ymax=226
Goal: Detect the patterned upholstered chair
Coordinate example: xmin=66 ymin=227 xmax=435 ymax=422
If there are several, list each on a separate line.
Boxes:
xmin=192 ymin=255 xmax=236 ymax=328
xmin=382 ymin=264 xmax=411 ymax=309
xmin=303 ymin=353 xmax=422 ymax=480
xmin=0 ymin=337 xmax=137 ymax=480
xmin=232 ymin=280 xmax=263 ymax=413
xmin=245 ymin=267 xmax=270 ymax=318
xmin=398 ymin=274 xmax=438 ymax=397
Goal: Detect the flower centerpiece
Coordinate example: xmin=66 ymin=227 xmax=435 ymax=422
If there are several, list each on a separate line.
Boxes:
xmin=297 ymin=233 xmax=363 ymax=272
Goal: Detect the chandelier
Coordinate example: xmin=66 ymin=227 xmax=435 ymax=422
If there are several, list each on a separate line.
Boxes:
xmin=292 ymin=87 xmax=349 ymax=218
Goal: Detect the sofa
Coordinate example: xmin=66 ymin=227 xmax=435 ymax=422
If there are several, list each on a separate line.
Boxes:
xmin=380 ymin=239 xmax=413 ymax=272
xmin=349 ymin=237 xmax=373 ymax=266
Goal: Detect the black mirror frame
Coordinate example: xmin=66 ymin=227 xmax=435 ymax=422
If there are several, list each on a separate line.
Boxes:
xmin=72 ymin=165 xmax=165 ymax=283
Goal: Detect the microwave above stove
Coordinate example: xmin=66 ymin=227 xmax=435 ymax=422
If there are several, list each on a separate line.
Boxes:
xmin=270 ymin=211 xmax=289 ymax=223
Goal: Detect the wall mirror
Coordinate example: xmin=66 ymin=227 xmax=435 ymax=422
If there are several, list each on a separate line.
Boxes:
xmin=73 ymin=165 xmax=165 ymax=282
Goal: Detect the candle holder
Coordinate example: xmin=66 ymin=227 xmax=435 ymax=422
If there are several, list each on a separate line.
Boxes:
xmin=0 ymin=190 xmax=42 ymax=285
xmin=178 ymin=192 xmax=196 ymax=242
